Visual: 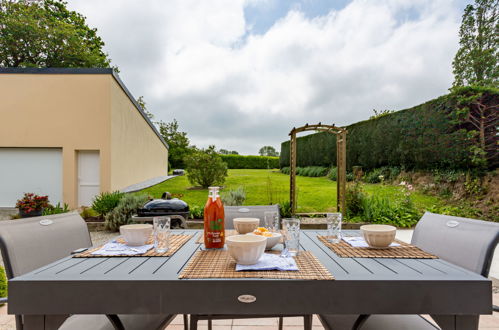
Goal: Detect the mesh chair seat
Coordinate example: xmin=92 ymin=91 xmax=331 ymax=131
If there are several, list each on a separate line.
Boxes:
xmin=224 ymin=205 xmax=281 ymax=229
xmin=318 ymin=212 xmax=499 ymax=330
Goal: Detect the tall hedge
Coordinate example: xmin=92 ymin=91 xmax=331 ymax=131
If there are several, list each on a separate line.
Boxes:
xmin=280 ymin=87 xmax=498 ymax=170
xmin=221 ymin=154 xmax=279 ymax=169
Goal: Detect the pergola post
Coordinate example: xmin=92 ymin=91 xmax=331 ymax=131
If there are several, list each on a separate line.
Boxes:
xmin=290 ymin=131 xmax=297 ymax=214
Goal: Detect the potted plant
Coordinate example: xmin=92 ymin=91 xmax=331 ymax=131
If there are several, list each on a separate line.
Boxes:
xmin=16 ymin=193 xmax=49 ymax=218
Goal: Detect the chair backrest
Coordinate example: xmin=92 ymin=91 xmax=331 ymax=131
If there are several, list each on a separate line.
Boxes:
xmin=412 ymin=212 xmax=499 ymax=277
xmin=0 ymin=212 xmax=92 ymax=279
xmin=224 ymin=205 xmax=281 ymax=229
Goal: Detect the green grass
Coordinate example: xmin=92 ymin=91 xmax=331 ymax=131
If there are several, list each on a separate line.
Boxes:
xmin=137 ymin=169 xmax=444 ymax=214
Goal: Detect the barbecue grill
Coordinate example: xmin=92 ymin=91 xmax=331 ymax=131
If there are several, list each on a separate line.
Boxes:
xmin=134 ymin=193 xmax=189 ymax=228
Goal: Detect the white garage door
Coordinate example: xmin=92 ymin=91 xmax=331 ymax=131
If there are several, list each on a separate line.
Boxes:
xmin=0 ymin=148 xmax=62 ymax=207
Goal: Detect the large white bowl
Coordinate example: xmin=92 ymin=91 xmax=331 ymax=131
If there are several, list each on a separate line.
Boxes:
xmin=226 ymin=234 xmax=266 ymax=265
xmin=120 ymin=224 xmax=153 ymax=246
xmin=360 ymin=224 xmax=396 ymax=249
xmin=247 ymin=232 xmax=282 ymax=250
xmin=233 ymin=218 xmax=260 ymax=234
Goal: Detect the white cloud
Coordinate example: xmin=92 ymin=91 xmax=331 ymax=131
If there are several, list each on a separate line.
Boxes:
xmin=67 ymin=0 xmax=461 ymax=154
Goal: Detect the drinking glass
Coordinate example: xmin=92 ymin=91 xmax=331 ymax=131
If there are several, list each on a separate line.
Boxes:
xmin=282 ymin=218 xmax=300 ymax=256
xmin=326 ymin=213 xmax=342 ymax=243
xmin=264 ymin=211 xmax=280 ymax=232
xmin=153 ymin=216 xmax=171 ymax=253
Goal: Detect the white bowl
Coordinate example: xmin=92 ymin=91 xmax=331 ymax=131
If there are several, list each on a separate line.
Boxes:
xmin=360 ymin=224 xmax=396 ymax=248
xmin=247 ymin=232 xmax=282 ymax=250
xmin=233 ymin=218 xmax=260 ymax=234
xmin=226 ymin=234 xmax=266 ymax=265
xmin=120 ymin=224 xmax=153 ymax=246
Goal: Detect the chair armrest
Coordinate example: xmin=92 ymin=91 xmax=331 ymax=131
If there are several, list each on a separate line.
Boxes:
xmin=0 ymin=297 xmax=7 ymax=304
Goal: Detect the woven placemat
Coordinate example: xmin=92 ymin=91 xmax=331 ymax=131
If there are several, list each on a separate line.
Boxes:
xmin=179 ymin=250 xmax=334 ymax=280
xmin=74 ymin=234 xmax=193 ymax=258
xmin=317 ymin=235 xmax=437 ymax=259
xmin=196 ymin=229 xmax=238 ymax=244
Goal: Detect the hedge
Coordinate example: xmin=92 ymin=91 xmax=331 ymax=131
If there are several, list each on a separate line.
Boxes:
xmin=220 ymin=154 xmax=279 ymax=169
xmin=280 ymin=87 xmax=498 ymax=171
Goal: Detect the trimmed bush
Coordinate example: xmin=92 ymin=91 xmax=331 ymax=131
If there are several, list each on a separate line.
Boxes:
xmin=280 ymin=87 xmax=499 ymax=171
xmin=279 ymin=166 xmax=328 ymax=177
xmin=221 ymin=154 xmax=279 ymax=169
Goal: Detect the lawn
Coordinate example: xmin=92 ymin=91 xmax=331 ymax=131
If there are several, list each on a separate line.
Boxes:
xmin=137 ymin=169 xmax=443 ymax=213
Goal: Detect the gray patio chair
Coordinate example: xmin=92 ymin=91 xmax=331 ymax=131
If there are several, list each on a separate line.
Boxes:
xmin=224 ymin=204 xmax=281 ymax=229
xmin=190 ymin=204 xmax=313 ymax=330
xmin=0 ymin=212 xmax=175 ymax=330
xmin=318 ymin=212 xmax=499 ymax=330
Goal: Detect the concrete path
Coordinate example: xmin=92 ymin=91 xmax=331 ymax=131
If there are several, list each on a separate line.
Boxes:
xmin=120 ymin=175 xmax=176 ymax=193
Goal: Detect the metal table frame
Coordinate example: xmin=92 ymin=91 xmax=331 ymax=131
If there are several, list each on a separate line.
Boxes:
xmin=8 ymin=230 xmax=492 ymax=330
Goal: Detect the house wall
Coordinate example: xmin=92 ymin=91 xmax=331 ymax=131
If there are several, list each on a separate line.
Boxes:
xmin=110 ymin=79 xmax=168 ymax=191
xmin=0 ymin=74 xmax=112 ymax=208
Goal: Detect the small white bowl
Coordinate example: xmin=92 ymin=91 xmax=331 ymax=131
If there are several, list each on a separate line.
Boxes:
xmin=120 ymin=224 xmax=153 ymax=246
xmin=247 ymin=232 xmax=282 ymax=250
xmin=360 ymin=224 xmax=396 ymax=249
xmin=226 ymin=234 xmax=266 ymax=265
xmin=233 ymin=218 xmax=260 ymax=234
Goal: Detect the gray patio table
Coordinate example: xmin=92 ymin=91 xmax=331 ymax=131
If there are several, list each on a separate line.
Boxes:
xmin=8 ymin=230 xmax=492 ymax=330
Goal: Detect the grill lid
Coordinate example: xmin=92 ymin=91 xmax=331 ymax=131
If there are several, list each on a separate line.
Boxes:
xmin=139 ymin=198 xmax=189 ymax=214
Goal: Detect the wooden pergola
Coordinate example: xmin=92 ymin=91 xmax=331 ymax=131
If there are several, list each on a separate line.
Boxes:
xmin=289 ymin=123 xmax=347 ymax=214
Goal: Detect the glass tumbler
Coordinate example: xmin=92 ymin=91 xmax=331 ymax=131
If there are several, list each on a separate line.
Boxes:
xmin=282 ymin=218 xmax=300 ymax=256
xmin=326 ymin=213 xmax=342 ymax=243
xmin=264 ymin=211 xmax=280 ymax=232
xmin=153 ymin=216 xmax=171 ymax=253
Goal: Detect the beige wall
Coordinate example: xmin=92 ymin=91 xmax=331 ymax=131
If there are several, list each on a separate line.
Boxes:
xmin=0 ymin=74 xmax=112 ymax=208
xmin=110 ymin=80 xmax=168 ymax=191
xmin=0 ymin=73 xmax=168 ymax=208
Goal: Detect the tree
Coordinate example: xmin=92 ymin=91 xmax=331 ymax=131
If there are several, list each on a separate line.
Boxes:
xmin=259 ymin=146 xmax=279 ymax=157
xmin=219 ymin=149 xmax=238 ymax=155
xmin=136 ymin=96 xmax=154 ymax=120
xmin=452 ymin=0 xmax=498 ymax=88
xmin=184 ymin=146 xmax=228 ymax=188
xmin=0 ymin=0 xmax=113 ymax=68
xmin=158 ymin=119 xmax=192 ymax=168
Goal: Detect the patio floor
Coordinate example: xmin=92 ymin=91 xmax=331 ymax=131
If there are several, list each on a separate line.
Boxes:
xmin=1 ymin=305 xmax=499 ymax=329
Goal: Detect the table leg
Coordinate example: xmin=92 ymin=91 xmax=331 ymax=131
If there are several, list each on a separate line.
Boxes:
xmin=23 ymin=315 xmax=45 ymax=330
xmin=23 ymin=315 xmax=69 ymax=330
xmin=431 ymin=314 xmax=480 ymax=330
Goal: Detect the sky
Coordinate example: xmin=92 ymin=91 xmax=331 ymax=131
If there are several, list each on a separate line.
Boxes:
xmin=67 ymin=0 xmax=471 ymax=155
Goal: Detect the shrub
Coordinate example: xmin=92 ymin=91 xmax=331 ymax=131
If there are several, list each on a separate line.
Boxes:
xmin=327 ymin=167 xmax=337 ymax=181
xmin=92 ymin=191 xmax=125 ymax=216
xmin=221 ymin=186 xmax=246 ymax=206
xmin=189 ymin=205 xmax=204 ymax=219
xmin=360 ymin=196 xmax=419 ymax=228
xmin=42 ymin=202 xmax=70 ymax=215
xmin=184 ymin=147 xmax=228 ymax=188
xmin=16 ymin=193 xmax=49 ymax=213
xmin=280 ymin=167 xmax=290 ymax=175
xmin=345 ymin=182 xmax=367 ymax=218
xmin=220 ymin=154 xmax=279 ymax=169
xmin=105 ymin=194 xmax=149 ymax=231
xmin=0 ymin=266 xmax=6 ymax=305
xmin=279 ymin=201 xmax=292 ymax=218
xmin=364 ymin=168 xmax=384 ymax=183
xmin=80 ymin=207 xmax=98 ymax=219
xmin=280 ymin=166 xmax=328 ymax=177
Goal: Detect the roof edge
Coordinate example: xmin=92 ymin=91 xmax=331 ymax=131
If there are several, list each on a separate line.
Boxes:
xmin=0 ymin=67 xmax=169 ymax=149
